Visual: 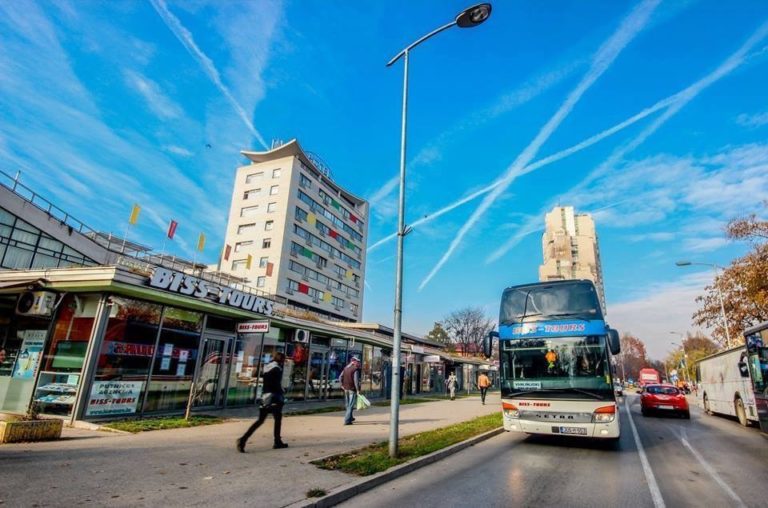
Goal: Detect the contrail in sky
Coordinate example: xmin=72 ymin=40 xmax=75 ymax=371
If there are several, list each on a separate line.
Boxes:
xmin=367 ymin=60 xmax=583 ymax=207
xmin=418 ymin=0 xmax=661 ymax=290
xmin=149 ymin=0 xmax=269 ymax=149
xmin=485 ymin=18 xmax=768 ymax=263
xmin=367 ymin=91 xmax=672 ymax=254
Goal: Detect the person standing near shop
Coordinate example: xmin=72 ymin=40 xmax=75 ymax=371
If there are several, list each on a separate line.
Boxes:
xmin=341 ymin=356 xmax=361 ymax=425
xmin=236 ymin=352 xmax=288 ymax=452
xmin=478 ymin=371 xmax=491 ymax=405
xmin=447 ymin=371 xmax=458 ymax=401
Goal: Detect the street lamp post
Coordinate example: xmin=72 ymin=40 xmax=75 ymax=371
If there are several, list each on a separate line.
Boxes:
xmin=386 ymin=3 xmax=492 ymax=458
xmin=675 ymin=260 xmax=732 ymax=348
xmin=670 ymin=337 xmax=689 ymax=384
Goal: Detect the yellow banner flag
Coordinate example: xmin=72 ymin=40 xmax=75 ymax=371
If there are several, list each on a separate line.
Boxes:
xmin=307 ymin=213 xmax=317 ymax=226
xmin=246 ymin=254 xmax=253 ymax=270
xmin=345 ymin=269 xmax=353 ymax=280
xmin=323 ymin=291 xmax=332 ymax=303
xmin=197 ymin=232 xmax=206 ymax=252
xmin=128 ymin=204 xmax=141 ymax=225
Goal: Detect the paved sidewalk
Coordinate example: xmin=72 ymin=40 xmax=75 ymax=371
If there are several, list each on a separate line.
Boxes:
xmin=0 ymin=393 xmax=500 ymax=507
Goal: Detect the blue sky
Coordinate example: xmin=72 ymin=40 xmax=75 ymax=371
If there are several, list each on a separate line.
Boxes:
xmin=1 ymin=0 xmax=767 ymax=359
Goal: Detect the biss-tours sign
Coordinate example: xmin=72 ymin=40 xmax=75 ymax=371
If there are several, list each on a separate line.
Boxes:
xmin=149 ymin=267 xmax=275 ymax=316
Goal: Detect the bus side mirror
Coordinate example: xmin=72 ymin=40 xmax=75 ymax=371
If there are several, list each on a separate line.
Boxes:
xmin=608 ymin=329 xmax=620 ymax=356
xmin=484 ymin=331 xmax=499 ymax=358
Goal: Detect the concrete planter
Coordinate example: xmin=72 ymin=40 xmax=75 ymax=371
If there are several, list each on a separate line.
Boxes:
xmin=0 ymin=418 xmax=63 ymax=443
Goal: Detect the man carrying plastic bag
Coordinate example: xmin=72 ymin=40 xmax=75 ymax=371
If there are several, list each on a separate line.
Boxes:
xmin=356 ymin=392 xmax=371 ymax=411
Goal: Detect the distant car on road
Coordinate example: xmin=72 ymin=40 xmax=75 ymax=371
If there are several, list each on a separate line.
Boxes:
xmin=614 ymin=383 xmax=623 ymax=397
xmin=641 ymin=384 xmax=690 ymax=419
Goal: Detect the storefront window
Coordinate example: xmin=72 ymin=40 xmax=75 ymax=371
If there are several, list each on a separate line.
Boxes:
xmin=87 ymin=297 xmax=162 ymax=418
xmin=34 ymin=294 xmax=100 ymax=416
xmin=361 ymin=345 xmax=373 ymax=396
xmin=143 ymin=307 xmax=203 ymax=413
xmin=0 ymin=313 xmax=50 ymax=414
xmin=285 ymin=341 xmax=308 ymax=401
xmin=327 ymin=338 xmax=348 ymax=399
xmin=371 ymin=347 xmax=384 ymax=397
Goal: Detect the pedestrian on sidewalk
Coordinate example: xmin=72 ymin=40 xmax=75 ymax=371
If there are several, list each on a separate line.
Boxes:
xmin=236 ymin=352 xmax=288 ymax=452
xmin=447 ymin=371 xmax=457 ymax=401
xmin=341 ymin=355 xmax=361 ymax=425
xmin=478 ymin=371 xmax=491 ymax=405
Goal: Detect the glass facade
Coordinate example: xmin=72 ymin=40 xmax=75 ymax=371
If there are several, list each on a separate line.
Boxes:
xmin=0 ymin=208 xmax=96 ymax=270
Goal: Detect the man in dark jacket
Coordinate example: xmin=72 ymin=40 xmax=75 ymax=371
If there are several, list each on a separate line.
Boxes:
xmin=236 ymin=352 xmax=288 ymax=451
xmin=341 ymin=356 xmax=361 ymax=425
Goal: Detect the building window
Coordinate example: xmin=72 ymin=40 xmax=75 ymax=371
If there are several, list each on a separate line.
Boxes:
xmin=237 ymin=223 xmax=256 ymax=234
xmin=264 ymin=220 xmax=274 ymax=231
xmin=232 ymin=259 xmax=247 ymax=270
xmin=332 ymin=296 xmax=345 ymax=308
xmin=256 ymin=276 xmax=266 ymax=288
xmin=243 ymin=189 xmax=261 ymax=200
xmin=240 ymin=205 xmax=259 ymax=217
xmin=270 ymin=185 xmax=279 ymax=196
xmin=267 ymin=202 xmax=277 ymax=213
xmin=350 ymin=303 xmax=358 ymax=314
xmin=295 ymin=206 xmax=308 ymax=223
xmin=300 ymin=173 xmax=311 ymax=188
xmin=245 ymin=172 xmax=263 ymax=184
xmin=272 ymin=168 xmax=281 ymax=179
xmin=234 ymin=241 xmax=253 ymax=253
xmin=262 ymin=238 xmax=271 ymax=249
xmin=259 ymin=256 xmax=268 ymax=268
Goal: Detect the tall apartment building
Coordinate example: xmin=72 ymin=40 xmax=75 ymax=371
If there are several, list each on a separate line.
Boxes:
xmin=219 ymin=139 xmax=368 ymax=321
xmin=539 ymin=206 xmax=606 ymax=310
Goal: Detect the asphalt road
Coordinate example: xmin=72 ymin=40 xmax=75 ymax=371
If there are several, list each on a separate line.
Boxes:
xmin=340 ymin=394 xmax=768 ymax=508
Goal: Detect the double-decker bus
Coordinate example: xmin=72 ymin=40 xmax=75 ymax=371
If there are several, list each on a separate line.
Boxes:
xmin=484 ymin=280 xmax=622 ymax=440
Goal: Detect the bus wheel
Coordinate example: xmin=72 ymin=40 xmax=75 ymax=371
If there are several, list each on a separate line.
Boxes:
xmin=703 ymin=395 xmax=712 ymax=415
xmin=735 ymin=398 xmax=748 ymax=427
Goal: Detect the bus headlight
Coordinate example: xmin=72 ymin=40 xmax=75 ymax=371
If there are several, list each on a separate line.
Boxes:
xmin=592 ymin=404 xmax=616 ymax=423
xmin=502 ymin=402 xmax=519 ymax=418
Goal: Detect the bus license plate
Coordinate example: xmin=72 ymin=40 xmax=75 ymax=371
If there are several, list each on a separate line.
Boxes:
xmin=554 ymin=426 xmax=587 ymax=436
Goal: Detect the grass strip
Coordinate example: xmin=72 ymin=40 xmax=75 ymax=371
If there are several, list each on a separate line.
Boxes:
xmin=312 ymin=412 xmax=502 ymax=476
xmin=286 ymin=406 xmax=344 ymax=416
xmin=103 ymin=415 xmax=224 ymax=433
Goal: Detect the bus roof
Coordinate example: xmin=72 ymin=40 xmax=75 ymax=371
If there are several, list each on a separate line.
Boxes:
xmin=694 ymin=344 xmax=745 ymax=365
xmin=502 ymin=279 xmax=597 ymax=292
xmin=744 ymin=320 xmax=768 ymax=336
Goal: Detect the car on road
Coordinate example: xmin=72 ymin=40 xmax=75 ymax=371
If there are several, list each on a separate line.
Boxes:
xmin=614 ymin=383 xmax=624 ymax=397
xmin=640 ymin=384 xmax=690 ymax=419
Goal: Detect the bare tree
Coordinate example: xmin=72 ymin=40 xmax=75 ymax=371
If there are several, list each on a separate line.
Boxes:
xmin=443 ymin=307 xmax=495 ymax=357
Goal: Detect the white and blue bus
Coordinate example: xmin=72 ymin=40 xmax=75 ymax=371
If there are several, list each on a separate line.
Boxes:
xmin=484 ymin=280 xmax=622 ymax=440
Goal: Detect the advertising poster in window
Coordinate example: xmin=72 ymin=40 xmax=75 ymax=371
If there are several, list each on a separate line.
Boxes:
xmin=85 ymin=380 xmax=144 ymax=416
xmin=11 ymin=330 xmax=46 ymax=380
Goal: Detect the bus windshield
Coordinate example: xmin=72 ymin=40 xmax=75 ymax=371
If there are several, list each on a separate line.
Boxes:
xmin=500 ymin=335 xmax=613 ymax=400
xmin=500 ymin=281 xmax=602 ymax=324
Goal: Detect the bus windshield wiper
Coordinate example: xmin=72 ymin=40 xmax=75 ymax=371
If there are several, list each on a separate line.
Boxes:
xmin=566 ymin=388 xmax=605 ymax=400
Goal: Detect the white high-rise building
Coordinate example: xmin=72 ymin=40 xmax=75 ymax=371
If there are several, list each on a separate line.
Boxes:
xmin=219 ymin=139 xmax=368 ymax=321
xmin=539 ymin=206 xmax=605 ymax=310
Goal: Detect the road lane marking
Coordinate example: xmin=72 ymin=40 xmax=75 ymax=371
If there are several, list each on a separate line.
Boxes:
xmin=624 ymin=398 xmax=666 ymax=508
xmin=678 ymin=427 xmax=747 ymax=508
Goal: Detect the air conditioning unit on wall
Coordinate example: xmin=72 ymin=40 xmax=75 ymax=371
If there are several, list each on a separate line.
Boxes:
xmin=16 ymin=291 xmax=57 ymax=317
xmin=294 ymin=329 xmax=310 ymax=343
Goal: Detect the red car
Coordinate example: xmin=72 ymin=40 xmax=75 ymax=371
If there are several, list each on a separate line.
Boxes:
xmin=640 ymin=384 xmax=690 ymax=419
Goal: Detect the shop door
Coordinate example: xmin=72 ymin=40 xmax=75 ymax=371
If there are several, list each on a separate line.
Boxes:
xmin=307 ymin=348 xmax=330 ymax=400
xmin=194 ymin=336 xmax=231 ymax=408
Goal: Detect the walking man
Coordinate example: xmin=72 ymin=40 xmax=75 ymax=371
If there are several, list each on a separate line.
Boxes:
xmin=447 ymin=371 xmax=458 ymax=401
xmin=478 ymin=371 xmax=491 ymax=405
xmin=341 ymin=355 xmax=361 ymax=425
xmin=236 ymin=352 xmax=288 ymax=452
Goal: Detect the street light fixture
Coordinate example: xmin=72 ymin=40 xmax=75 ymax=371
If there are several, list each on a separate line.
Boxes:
xmin=386 ymin=3 xmax=492 ymax=459
xmin=675 ymin=260 xmax=732 ymax=348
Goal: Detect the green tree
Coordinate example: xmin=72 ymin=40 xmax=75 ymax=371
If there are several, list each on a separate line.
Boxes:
xmin=425 ymin=322 xmax=450 ymax=344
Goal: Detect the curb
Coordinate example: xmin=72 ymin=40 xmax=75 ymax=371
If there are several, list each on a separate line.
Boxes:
xmin=291 ymin=426 xmax=505 ymax=508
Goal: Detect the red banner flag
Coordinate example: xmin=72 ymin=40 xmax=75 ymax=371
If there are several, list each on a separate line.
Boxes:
xmin=223 ymin=244 xmax=232 ymax=261
xmin=298 ymin=283 xmax=309 ymax=294
xmin=167 ymin=220 xmax=178 ymax=239
xmin=266 ymin=262 xmax=274 ymax=277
